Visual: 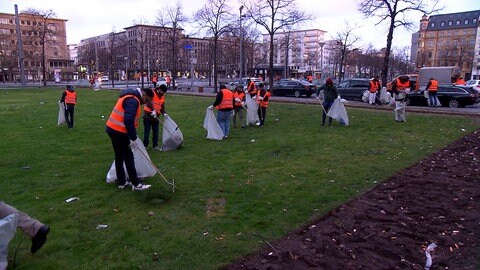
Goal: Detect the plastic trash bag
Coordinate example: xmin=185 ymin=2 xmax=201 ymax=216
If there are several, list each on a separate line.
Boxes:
xmin=0 ymin=213 xmax=18 ymax=270
xmin=327 ymin=97 xmax=349 ymax=126
xmin=379 ymin=87 xmax=391 ymax=104
xmin=362 ymin=90 xmax=369 ymax=103
xmin=246 ymin=96 xmax=259 ymax=125
xmin=203 ymin=108 xmax=223 ymax=140
xmin=106 ymin=138 xmax=157 ymax=183
xmin=424 ymin=91 xmax=442 ymax=107
xmin=162 ymin=116 xmax=183 ymax=151
xmin=57 ymin=102 xmax=66 ymax=126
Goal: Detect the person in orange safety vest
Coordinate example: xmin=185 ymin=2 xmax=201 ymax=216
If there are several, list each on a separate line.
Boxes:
xmin=143 ymin=84 xmax=167 ymax=151
xmin=106 ymin=87 xmax=154 ymax=191
xmin=60 ymin=85 xmax=77 ymax=128
xmin=455 ymin=76 xmax=466 ymax=85
xmin=391 ymin=75 xmax=411 ymax=122
xmin=256 ymin=83 xmax=270 ymax=126
xmin=233 ymin=84 xmax=246 ymax=128
xmin=246 ymin=78 xmax=257 ymax=98
xmin=368 ymin=76 xmax=381 ymax=105
xmin=208 ymin=84 xmax=234 ymax=139
xmin=426 ymin=77 xmax=439 ymax=107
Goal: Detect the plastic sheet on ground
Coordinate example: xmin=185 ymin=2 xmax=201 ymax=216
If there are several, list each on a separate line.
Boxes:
xmin=162 ymin=116 xmax=183 ymax=151
xmin=327 ymin=97 xmax=349 ymax=126
xmin=203 ymin=108 xmax=223 ymax=140
xmin=57 ymin=102 xmax=66 ymax=126
xmin=106 ymin=138 xmax=157 ymax=183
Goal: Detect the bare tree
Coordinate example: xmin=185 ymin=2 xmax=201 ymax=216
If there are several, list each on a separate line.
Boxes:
xmin=156 ymin=2 xmax=187 ymax=89
xmin=359 ymin=0 xmax=440 ymax=86
xmin=194 ymin=0 xmax=233 ymax=93
xmin=23 ymin=8 xmax=60 ymax=86
xmin=243 ymin=0 xmax=311 ymax=89
xmin=333 ymin=22 xmax=361 ymax=83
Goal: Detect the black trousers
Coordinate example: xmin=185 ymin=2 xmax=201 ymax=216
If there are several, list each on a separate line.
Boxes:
xmin=257 ymin=106 xmax=267 ymax=126
xmin=106 ymin=129 xmax=139 ymax=186
xmin=65 ymin=104 xmax=75 ymax=128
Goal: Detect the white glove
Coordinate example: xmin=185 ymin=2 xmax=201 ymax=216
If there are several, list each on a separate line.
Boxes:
xmin=258 ymin=97 xmax=264 ymax=101
xmin=151 ymin=110 xmax=157 ymax=118
xmin=316 ymin=96 xmax=319 ymax=100
xmin=232 ymin=110 xmax=235 ymax=116
xmin=207 ymin=105 xmax=213 ymax=110
xmin=163 ymin=113 xmax=169 ymax=119
xmin=235 ymin=98 xmax=241 ymax=102
xmin=129 ymin=140 xmax=139 ymax=150
xmin=241 ymin=101 xmax=245 ymax=106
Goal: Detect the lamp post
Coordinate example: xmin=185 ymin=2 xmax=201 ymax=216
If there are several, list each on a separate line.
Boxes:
xmin=239 ymin=5 xmax=244 ymax=79
xmin=124 ymin=56 xmax=128 ymax=88
xmin=319 ymin=42 xmax=325 ymax=79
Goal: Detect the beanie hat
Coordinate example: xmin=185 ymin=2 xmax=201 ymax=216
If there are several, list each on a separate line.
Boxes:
xmin=326 ymin=78 xmax=333 ymax=86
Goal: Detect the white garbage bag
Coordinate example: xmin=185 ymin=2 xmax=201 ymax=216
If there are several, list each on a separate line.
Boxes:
xmin=57 ymin=102 xmax=66 ymax=126
xmin=361 ymin=90 xmax=369 ymax=103
xmin=327 ymin=97 xmax=349 ymax=126
xmin=379 ymin=87 xmax=391 ymax=104
xmin=162 ymin=116 xmax=183 ymax=151
xmin=246 ymin=96 xmax=259 ymax=125
xmin=0 ymin=214 xmax=18 ymax=270
xmin=106 ymin=138 xmax=157 ymax=183
xmin=203 ymin=108 xmax=223 ymax=140
xmin=424 ymin=91 xmax=442 ymax=107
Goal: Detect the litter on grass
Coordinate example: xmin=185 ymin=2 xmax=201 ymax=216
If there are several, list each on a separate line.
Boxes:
xmin=65 ymin=197 xmax=79 ymax=203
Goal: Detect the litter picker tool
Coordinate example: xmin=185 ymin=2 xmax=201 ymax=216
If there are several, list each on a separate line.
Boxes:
xmin=137 ymin=149 xmax=176 ymax=193
xmin=317 ymin=98 xmax=328 ymax=115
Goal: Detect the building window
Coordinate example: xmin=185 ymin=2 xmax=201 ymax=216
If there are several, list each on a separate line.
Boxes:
xmin=464 ymin=19 xmax=469 ymax=24
xmin=448 ymin=21 xmax=452 ymax=26
xmin=456 ymin=20 xmax=460 ymax=25
xmin=430 ymin=22 xmax=435 ymax=27
xmin=440 ymin=21 xmax=445 ymax=26
xmin=474 ymin=19 xmax=477 ymax=24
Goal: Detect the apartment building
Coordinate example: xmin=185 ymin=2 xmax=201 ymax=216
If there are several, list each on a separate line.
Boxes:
xmin=0 ymin=11 xmax=73 ymax=82
xmin=414 ymin=10 xmax=480 ymax=80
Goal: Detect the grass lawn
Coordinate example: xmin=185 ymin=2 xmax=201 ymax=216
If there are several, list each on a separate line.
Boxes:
xmin=1 ymin=87 xmax=478 ymax=269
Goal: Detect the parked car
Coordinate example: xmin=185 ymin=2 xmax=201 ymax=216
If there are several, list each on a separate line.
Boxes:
xmin=228 ymin=77 xmax=263 ymax=90
xmin=101 ymin=75 xmax=109 ymax=82
xmin=466 ymin=79 xmax=480 ymax=93
xmin=405 ymin=85 xmax=478 ymax=108
xmin=336 ymin=78 xmax=371 ymax=101
xmin=271 ymin=79 xmax=315 ymax=98
xmin=157 ymin=77 xmax=177 ymax=88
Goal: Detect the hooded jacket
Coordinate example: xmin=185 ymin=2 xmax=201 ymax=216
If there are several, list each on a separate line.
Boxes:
xmin=106 ymin=88 xmax=143 ymax=140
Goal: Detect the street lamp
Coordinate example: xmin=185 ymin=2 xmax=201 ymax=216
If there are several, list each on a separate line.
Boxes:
xmin=319 ymin=42 xmax=325 ymax=80
xmin=239 ymin=5 xmax=244 ymax=79
xmin=124 ymin=56 xmax=128 ymax=88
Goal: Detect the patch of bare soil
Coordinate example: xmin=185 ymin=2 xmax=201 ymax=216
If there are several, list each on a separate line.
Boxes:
xmin=223 ymin=130 xmax=480 ymax=270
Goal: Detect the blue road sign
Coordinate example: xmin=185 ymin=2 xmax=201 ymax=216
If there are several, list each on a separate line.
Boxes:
xmin=184 ymin=44 xmax=193 ymax=50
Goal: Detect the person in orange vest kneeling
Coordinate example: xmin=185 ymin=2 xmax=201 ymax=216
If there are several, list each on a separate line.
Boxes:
xmin=106 ymin=88 xmax=154 ymax=191
xmin=256 ymin=83 xmax=270 ymax=126
xmin=60 ymin=85 xmax=77 ymax=128
xmin=209 ymin=84 xmax=234 ymax=139
xmin=426 ymin=77 xmax=439 ymax=107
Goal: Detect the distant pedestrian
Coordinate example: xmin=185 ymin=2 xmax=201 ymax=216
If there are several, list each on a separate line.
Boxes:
xmin=368 ymin=76 xmax=381 ymax=105
xmin=246 ymin=78 xmax=257 ymax=98
xmin=105 ymin=88 xmax=153 ymax=191
xmin=60 ymin=85 xmax=77 ymax=128
xmin=426 ymin=77 xmax=439 ymax=107
xmin=316 ymin=78 xmax=339 ymax=127
xmin=165 ymin=75 xmax=171 ymax=88
xmin=455 ymin=76 xmax=466 ymax=85
xmin=256 ymin=83 xmax=270 ymax=126
xmin=209 ymin=84 xmax=234 ymax=139
xmin=233 ymin=84 xmax=246 ymax=128
xmin=391 ymin=75 xmax=411 ymax=122
xmin=152 ymin=74 xmax=158 ymax=88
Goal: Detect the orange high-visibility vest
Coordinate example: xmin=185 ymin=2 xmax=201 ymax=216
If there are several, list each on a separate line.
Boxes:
xmin=396 ymin=78 xmax=410 ymax=90
xmin=233 ymin=91 xmax=245 ymax=107
xmin=106 ymin=95 xmax=141 ymax=133
xmin=144 ymin=92 xmax=165 ymax=114
xmin=256 ymin=90 xmax=270 ymax=107
xmin=369 ymin=80 xmax=380 ymax=93
xmin=65 ymin=91 xmax=77 ymax=104
xmin=428 ymin=80 xmax=438 ymax=91
xmin=216 ymin=89 xmax=234 ymax=110
xmin=247 ymin=81 xmax=257 ymax=96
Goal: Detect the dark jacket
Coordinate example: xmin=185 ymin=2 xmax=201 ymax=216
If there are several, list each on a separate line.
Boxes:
xmin=106 ymin=88 xmax=142 ymax=140
xmin=317 ymin=84 xmax=339 ymax=102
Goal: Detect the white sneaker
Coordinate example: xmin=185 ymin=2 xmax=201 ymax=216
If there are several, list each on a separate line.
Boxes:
xmin=118 ymin=181 xmax=131 ymax=189
xmin=152 ymin=146 xmax=161 ymax=151
xmin=132 ymin=183 xmax=151 ymax=191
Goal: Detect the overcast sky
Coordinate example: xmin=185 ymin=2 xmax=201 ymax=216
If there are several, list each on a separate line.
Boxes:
xmin=1 ymin=0 xmax=478 ymax=52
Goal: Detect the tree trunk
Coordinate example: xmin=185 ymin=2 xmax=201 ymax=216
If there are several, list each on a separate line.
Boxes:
xmin=382 ymin=16 xmax=395 ymax=87
xmin=269 ymin=32 xmax=274 ymax=90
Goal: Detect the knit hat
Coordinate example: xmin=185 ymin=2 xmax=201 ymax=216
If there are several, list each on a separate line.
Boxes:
xmin=326 ymin=78 xmax=333 ymax=86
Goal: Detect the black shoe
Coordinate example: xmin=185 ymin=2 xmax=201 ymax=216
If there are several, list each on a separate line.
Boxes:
xmin=31 ymin=225 xmax=50 ymax=254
